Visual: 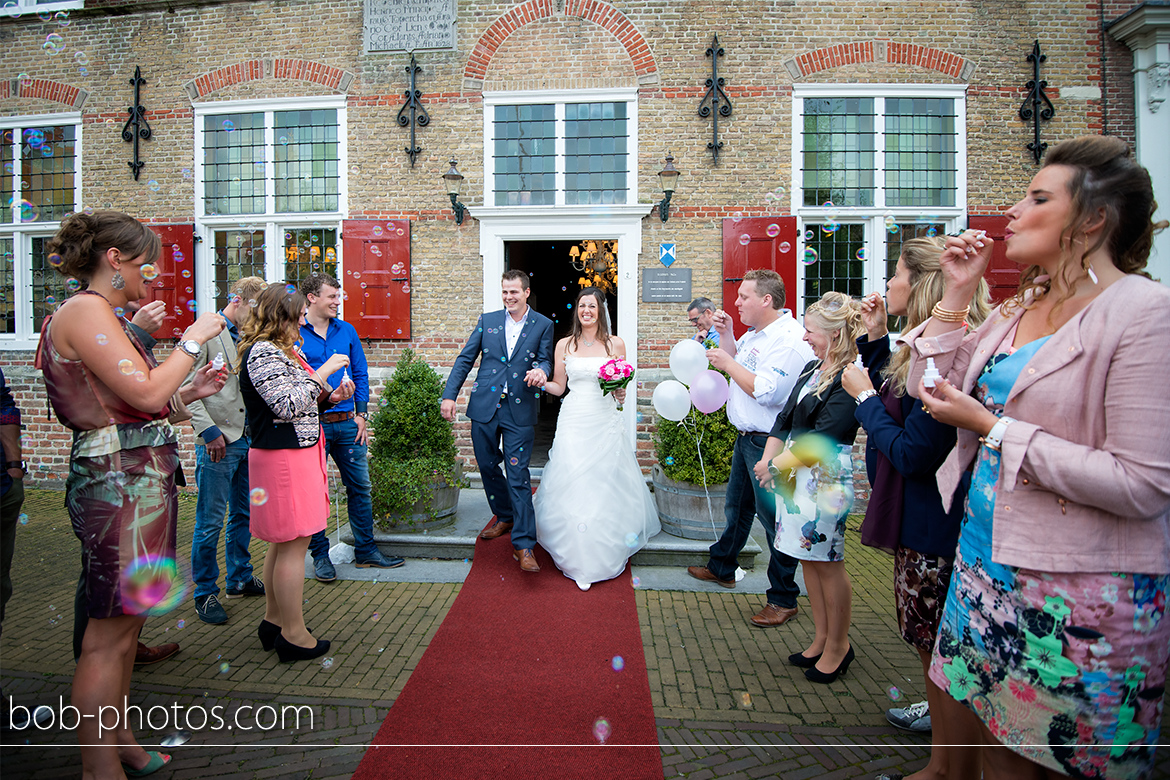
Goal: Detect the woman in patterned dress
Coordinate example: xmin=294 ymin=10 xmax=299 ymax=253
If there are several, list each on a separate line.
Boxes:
xmin=38 ymin=210 xmax=226 ymax=778
xmin=755 ymin=291 xmax=863 ymax=684
xmin=910 ymin=136 xmax=1170 ymax=779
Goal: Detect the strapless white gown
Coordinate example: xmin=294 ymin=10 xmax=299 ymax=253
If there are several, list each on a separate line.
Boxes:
xmin=534 ymin=355 xmax=660 ymax=589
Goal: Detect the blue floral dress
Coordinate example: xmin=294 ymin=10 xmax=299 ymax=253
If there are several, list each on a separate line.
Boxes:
xmin=930 ymin=335 xmax=1170 ymax=779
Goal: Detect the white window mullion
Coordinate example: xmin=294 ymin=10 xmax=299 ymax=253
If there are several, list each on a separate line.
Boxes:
xmin=874 ymin=96 xmax=886 ymax=212
xmin=264 ymin=110 xmax=276 ymax=217
xmin=554 ymin=103 xmax=566 ymax=208
xmin=626 ymin=98 xmax=638 ymax=204
xmin=13 ymin=232 xmax=32 ymax=341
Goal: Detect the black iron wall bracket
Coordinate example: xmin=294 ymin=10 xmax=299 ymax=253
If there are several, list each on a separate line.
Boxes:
xmin=122 ymin=66 xmax=152 ymax=181
xmin=697 ymin=34 xmax=733 ymax=164
xmin=1019 ymin=40 xmax=1055 ymax=165
xmin=397 ymin=53 xmax=430 ymax=168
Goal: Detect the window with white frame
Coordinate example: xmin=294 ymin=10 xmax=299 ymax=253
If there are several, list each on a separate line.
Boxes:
xmin=195 ymin=98 xmax=346 ymax=313
xmin=3 ymin=0 xmax=84 ymax=20
xmin=793 ymin=86 xmax=966 ymax=313
xmin=484 ymin=90 xmax=637 ymax=207
xmin=1 ymin=115 xmax=80 ymax=343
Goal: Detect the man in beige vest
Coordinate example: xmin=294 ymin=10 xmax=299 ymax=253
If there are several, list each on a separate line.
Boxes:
xmin=187 ymin=277 xmax=266 ymax=625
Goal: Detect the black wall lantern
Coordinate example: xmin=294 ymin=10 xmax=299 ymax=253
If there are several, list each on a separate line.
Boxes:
xmin=442 ymin=159 xmax=467 ymax=225
xmin=656 ymin=153 xmax=681 ymax=223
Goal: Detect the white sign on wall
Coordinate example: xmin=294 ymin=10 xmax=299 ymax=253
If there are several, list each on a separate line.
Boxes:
xmin=364 ymin=0 xmax=457 ymax=54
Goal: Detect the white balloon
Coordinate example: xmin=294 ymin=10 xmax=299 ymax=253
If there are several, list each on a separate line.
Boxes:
xmin=669 ymin=339 xmax=708 ymax=385
xmin=652 ymin=380 xmax=692 ymax=422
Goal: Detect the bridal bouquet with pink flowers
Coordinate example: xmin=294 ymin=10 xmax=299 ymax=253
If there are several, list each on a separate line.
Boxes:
xmin=598 ymin=357 xmax=635 ymax=410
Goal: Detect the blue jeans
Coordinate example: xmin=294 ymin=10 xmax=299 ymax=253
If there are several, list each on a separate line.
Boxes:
xmin=707 ymin=432 xmax=800 ymax=609
xmin=191 ymin=436 xmax=253 ymax=600
xmin=308 ymin=418 xmax=378 ymax=560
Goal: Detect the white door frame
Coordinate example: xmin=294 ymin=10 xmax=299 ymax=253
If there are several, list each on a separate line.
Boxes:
xmin=475 ymin=204 xmax=652 ymax=438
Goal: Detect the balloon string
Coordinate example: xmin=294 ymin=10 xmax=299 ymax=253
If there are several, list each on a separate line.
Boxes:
xmin=679 ymin=418 xmax=718 ymax=538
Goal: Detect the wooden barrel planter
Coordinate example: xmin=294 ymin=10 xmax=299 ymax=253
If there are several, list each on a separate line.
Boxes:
xmin=651 ymin=464 xmax=727 ymax=541
xmin=378 ymin=463 xmax=462 ymax=532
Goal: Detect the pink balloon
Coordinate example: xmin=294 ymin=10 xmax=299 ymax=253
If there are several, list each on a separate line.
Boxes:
xmin=690 ymin=370 xmax=730 ymax=414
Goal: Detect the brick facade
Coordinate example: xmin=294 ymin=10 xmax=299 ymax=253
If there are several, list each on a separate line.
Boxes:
xmin=0 ymin=0 xmax=1145 ymax=485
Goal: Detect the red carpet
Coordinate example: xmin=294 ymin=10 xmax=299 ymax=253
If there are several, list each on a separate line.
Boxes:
xmin=351 ymin=524 xmax=663 ymax=780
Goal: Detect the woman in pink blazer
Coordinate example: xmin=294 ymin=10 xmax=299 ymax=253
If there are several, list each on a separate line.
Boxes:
xmin=907 ymin=135 xmax=1170 ymax=779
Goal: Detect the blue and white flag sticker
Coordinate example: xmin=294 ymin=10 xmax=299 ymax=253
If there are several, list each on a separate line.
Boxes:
xmin=659 ymin=243 xmax=676 ymax=267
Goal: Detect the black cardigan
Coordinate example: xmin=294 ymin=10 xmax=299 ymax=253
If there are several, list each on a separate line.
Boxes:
xmin=239 ymin=342 xmax=334 ymax=450
xmin=768 ymin=360 xmax=860 ymax=447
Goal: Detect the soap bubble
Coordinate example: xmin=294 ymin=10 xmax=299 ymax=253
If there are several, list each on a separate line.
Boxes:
xmin=148 ymin=180 xmax=161 ymax=192
xmin=250 ymin=487 xmax=268 ymax=506
xmin=65 ymin=277 xmax=81 ymax=292
xmin=43 ymin=33 xmax=65 ymax=56
xmin=48 ymin=252 xmax=63 ymax=267
xmin=218 ymin=662 xmax=230 ymax=674
xmin=804 ymin=229 xmax=814 ymax=241
xmin=612 ymin=656 xmax=625 ymax=672
xmin=509 ymin=457 xmax=518 ymax=466
xmin=133 ymin=371 xmax=146 ymax=383
xmin=631 ymin=576 xmax=640 ymax=587
xmin=181 ymin=269 xmax=192 ymax=278
xmin=926 ymin=226 xmax=938 ymax=238
xmin=118 ymin=358 xmax=135 ymax=375
xmin=285 ymin=283 xmax=296 ymax=295
xmin=177 ymin=619 xmax=185 ymax=629
xmin=822 ymin=221 xmax=840 ymax=235
xmin=44 ymin=294 xmax=56 ymax=306
xmin=738 ymin=234 xmax=751 ymax=246
xmin=664 ymin=456 xmax=674 ymax=465
xmin=114 ymin=307 xmax=125 ymax=317
xmin=17 ymin=72 xmax=33 ymax=88
xmin=765 ymin=223 xmax=781 ymax=238
xmin=802 ymin=248 xmax=819 ymax=266
xmin=740 ymin=692 xmax=752 ymax=707
xmin=121 ymin=555 xmax=187 ymax=616
xmin=18 ymin=513 xmax=29 ymax=525
xmin=401 ymin=284 xmax=411 ymax=293
xmin=74 ymin=51 xmax=88 ymax=66
xmin=186 ymin=300 xmax=198 ymax=312
xmin=95 ymin=333 xmax=108 ymax=345
xmin=321 ymin=657 xmax=334 ymax=669
xmin=222 ymin=120 xmax=235 ymax=132
xmin=55 ymin=10 xmax=69 ymax=25
xmin=592 ymin=718 xmax=612 ymax=744
xmin=779 ymin=241 xmax=792 ymax=253
xmin=140 ymin=264 xmax=159 ymax=280
xmin=577 ymin=523 xmax=588 ymax=533
xmin=856 ymin=248 xmax=866 ymax=260
xmin=888 ymin=686 xmax=903 ymax=701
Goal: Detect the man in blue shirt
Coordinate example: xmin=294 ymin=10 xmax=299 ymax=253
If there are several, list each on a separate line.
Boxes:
xmin=687 ymin=297 xmax=721 ymax=348
xmin=300 ymin=274 xmax=404 ymax=580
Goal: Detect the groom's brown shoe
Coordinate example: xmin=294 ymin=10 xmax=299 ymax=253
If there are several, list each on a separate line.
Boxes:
xmin=480 ymin=517 xmax=513 ymax=540
xmin=513 ymin=549 xmax=541 ymax=573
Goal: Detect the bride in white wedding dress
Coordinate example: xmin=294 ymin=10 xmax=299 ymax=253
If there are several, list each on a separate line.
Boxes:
xmin=534 ymin=287 xmax=660 ymax=590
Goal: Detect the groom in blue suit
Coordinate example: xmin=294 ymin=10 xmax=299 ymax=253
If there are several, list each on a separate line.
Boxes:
xmin=441 ymin=270 xmax=554 ymax=573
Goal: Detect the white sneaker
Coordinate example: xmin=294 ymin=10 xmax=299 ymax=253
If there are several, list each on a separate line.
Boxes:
xmin=886 ymin=700 xmax=931 ymax=732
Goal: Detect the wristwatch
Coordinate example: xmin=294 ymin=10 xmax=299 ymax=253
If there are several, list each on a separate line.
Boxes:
xmin=855 ymin=388 xmax=879 ymax=405
xmin=767 ymin=460 xmax=781 ymax=478
xmin=5 ymin=460 xmax=25 ymax=473
xmin=177 ymin=339 xmax=201 ymax=359
xmin=355 ymin=412 xmax=368 ymax=420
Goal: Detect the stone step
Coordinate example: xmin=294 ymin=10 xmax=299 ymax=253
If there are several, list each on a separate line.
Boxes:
xmin=339 ymin=472 xmax=762 ymax=569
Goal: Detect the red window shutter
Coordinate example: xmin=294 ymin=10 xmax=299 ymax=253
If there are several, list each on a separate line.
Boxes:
xmin=341 ymin=219 xmax=411 ymax=339
xmin=144 ymin=224 xmax=195 ymax=338
xmin=721 ymin=216 xmax=798 ymax=336
xmin=968 ymin=215 xmax=1018 ymax=306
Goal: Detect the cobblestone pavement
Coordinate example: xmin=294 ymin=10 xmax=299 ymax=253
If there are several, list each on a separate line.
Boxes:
xmin=2 ymin=489 xmax=1167 ymax=779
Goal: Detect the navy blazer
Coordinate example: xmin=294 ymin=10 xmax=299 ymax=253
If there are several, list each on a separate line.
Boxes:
xmin=443 ymin=308 xmax=554 ymax=427
xmin=854 ymin=335 xmax=964 ymax=558
xmin=768 ymin=360 xmax=860 ymax=447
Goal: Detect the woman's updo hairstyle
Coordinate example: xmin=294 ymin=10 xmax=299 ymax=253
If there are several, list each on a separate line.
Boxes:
xmin=804 ymin=291 xmax=863 ymax=398
xmin=45 ymin=210 xmax=161 ymax=281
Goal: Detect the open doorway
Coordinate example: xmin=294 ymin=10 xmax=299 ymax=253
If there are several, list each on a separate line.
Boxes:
xmin=505 ymin=239 xmax=619 ymax=466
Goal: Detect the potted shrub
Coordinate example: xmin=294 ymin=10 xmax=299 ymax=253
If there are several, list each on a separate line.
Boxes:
xmin=652 ymin=394 xmax=737 ymax=540
xmin=369 ymin=349 xmax=465 ymax=530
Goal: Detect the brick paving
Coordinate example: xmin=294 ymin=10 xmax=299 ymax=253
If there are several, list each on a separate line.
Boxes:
xmin=2 ymin=488 xmax=1168 ymax=779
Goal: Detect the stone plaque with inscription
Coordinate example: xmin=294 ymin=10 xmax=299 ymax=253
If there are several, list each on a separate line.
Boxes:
xmin=642 ymin=268 xmax=693 ymax=303
xmin=364 ymin=0 xmax=457 ymax=54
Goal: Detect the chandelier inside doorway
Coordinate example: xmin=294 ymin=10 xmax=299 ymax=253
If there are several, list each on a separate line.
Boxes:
xmin=569 ymin=239 xmax=618 ymax=293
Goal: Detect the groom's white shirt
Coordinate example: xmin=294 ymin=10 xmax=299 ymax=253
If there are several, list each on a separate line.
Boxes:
xmin=504 ymin=305 xmax=527 ymax=359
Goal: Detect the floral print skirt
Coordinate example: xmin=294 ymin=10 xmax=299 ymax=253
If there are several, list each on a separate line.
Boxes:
xmin=929 ymin=445 xmax=1170 ymax=779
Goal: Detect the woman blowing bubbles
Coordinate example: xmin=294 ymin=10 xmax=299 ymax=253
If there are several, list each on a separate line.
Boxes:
xmin=37 ymin=210 xmax=226 ymax=779
xmin=910 ymin=136 xmax=1170 ymax=778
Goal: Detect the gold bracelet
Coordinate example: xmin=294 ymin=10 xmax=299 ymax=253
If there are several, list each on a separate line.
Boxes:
xmin=931 ymin=302 xmax=969 ymax=323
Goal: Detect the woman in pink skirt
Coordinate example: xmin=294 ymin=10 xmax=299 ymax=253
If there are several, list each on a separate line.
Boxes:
xmin=239 ymin=283 xmax=352 ymax=662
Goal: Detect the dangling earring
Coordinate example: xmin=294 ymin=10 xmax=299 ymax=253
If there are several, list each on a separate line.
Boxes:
xmin=1086 ymin=264 xmax=1099 ymax=285
xmin=111 ymin=271 xmax=125 ymax=290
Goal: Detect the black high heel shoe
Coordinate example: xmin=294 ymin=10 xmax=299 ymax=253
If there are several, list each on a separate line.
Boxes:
xmin=258 ymin=620 xmax=280 ymax=651
xmin=804 ymin=645 xmax=854 ymax=684
xmin=274 ymin=634 xmax=331 ymax=663
xmin=787 ymin=650 xmax=822 ymax=668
